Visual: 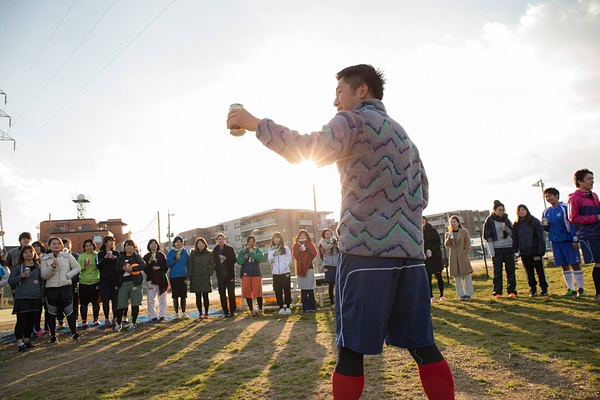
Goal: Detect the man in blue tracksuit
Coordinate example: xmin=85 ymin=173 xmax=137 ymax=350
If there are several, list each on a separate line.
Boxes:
xmin=542 ymin=187 xmax=584 ymax=296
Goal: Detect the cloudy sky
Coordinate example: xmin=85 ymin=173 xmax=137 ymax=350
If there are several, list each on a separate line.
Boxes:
xmin=0 ymin=0 xmax=598 ymax=247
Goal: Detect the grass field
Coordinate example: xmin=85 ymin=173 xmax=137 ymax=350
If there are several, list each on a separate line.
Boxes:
xmin=0 ymin=263 xmax=598 ymax=399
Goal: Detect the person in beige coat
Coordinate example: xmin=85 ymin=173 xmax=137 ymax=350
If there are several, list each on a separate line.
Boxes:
xmin=444 ymin=215 xmax=474 ymax=300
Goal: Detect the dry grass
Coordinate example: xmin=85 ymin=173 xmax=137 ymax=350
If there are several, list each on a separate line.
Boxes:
xmin=0 ymin=263 xmax=599 ymax=399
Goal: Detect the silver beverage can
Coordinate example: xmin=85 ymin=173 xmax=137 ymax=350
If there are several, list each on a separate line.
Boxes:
xmin=229 ymin=103 xmax=246 ymax=137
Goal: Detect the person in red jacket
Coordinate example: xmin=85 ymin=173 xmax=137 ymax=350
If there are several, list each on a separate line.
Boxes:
xmin=568 ymin=168 xmax=600 ymax=301
xmin=292 ymin=229 xmax=318 ymax=313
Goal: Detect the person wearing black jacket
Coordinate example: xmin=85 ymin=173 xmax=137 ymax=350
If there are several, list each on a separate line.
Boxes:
xmin=513 ymin=204 xmax=548 ymax=297
xmin=97 ymin=236 xmax=122 ymax=328
xmin=113 ymin=239 xmax=145 ymax=331
xmin=212 ymin=233 xmax=237 ymax=318
xmin=423 ymin=217 xmax=445 ymax=302
xmin=143 ymin=239 xmax=168 ymax=322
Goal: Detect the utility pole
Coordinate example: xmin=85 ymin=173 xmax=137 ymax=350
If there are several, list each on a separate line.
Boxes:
xmin=167 ymin=210 xmax=175 ymax=248
xmin=157 ymin=211 xmax=162 ymax=249
xmin=0 ymin=89 xmax=15 ymax=150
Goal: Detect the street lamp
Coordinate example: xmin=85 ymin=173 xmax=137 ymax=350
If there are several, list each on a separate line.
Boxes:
xmin=167 ymin=210 xmax=175 ymax=248
xmin=532 ymin=179 xmax=547 ymax=210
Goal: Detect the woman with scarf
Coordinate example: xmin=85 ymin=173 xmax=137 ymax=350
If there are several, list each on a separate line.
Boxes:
xmin=114 ymin=239 xmax=145 ymax=331
xmin=444 ymin=215 xmax=475 ymax=300
xmin=512 ymin=204 xmax=548 ymax=297
xmin=483 ymin=200 xmax=517 ymax=299
xmin=167 ymin=236 xmax=189 ymax=319
xmin=422 ymin=217 xmax=446 ymax=302
xmin=40 ymin=237 xmax=81 ymax=343
xmin=97 ymin=236 xmax=123 ymax=329
xmin=237 ymin=235 xmax=265 ymax=316
xmin=187 ymin=237 xmax=215 ymax=319
xmin=8 ymin=245 xmax=44 ymax=351
xmin=143 ymin=239 xmax=168 ymax=322
xmin=293 ymin=229 xmax=318 ymax=313
xmin=318 ymin=228 xmax=339 ymax=306
xmin=268 ymin=232 xmax=293 ymax=315
xmin=77 ymin=239 xmax=101 ymax=329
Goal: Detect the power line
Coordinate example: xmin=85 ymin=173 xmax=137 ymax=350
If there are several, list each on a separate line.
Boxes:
xmin=9 ymin=0 xmax=78 ymax=101
xmin=0 ymin=0 xmax=18 ymax=47
xmin=16 ymin=0 xmax=177 ymax=151
xmin=11 ymin=0 xmax=117 ymax=126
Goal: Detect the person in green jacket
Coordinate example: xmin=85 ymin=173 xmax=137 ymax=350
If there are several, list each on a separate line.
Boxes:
xmin=77 ymin=239 xmax=100 ymax=329
xmin=237 ymin=235 xmax=265 ymax=316
xmin=186 ymin=237 xmax=215 ymax=319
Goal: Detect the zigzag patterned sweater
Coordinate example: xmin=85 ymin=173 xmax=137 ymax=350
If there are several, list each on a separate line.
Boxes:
xmin=256 ymin=99 xmax=428 ymax=259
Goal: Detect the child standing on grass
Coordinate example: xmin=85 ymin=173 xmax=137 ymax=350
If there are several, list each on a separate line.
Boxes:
xmin=187 ymin=237 xmax=215 ymax=319
xmin=8 ymin=246 xmax=43 ymax=352
xmin=238 ymin=235 xmax=265 ymax=316
xmin=542 ymin=187 xmax=584 ymax=296
xmin=293 ymin=229 xmax=318 ymax=313
xmin=269 ymin=232 xmax=293 ymax=315
xmin=444 ymin=215 xmax=474 ymax=300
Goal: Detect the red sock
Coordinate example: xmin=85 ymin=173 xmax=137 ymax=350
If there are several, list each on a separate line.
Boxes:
xmin=418 ymin=360 xmax=455 ymax=400
xmin=332 ymin=371 xmax=364 ymax=400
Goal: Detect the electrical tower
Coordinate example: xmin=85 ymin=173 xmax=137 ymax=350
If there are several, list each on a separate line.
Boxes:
xmin=0 ymin=89 xmax=16 ymax=150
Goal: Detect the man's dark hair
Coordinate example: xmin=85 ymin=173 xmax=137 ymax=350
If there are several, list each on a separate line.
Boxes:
xmin=336 ymin=64 xmax=386 ymax=100
xmin=543 ymin=187 xmax=559 ymax=198
xmin=574 ymin=168 xmax=593 ymax=188
xmin=18 ymin=232 xmax=32 ymax=242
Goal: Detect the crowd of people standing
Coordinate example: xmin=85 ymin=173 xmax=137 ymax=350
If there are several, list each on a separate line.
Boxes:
xmin=0 ymin=228 xmax=341 ymax=352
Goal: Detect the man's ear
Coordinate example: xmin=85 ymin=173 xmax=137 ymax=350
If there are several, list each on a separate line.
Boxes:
xmin=358 ymin=83 xmax=369 ymax=99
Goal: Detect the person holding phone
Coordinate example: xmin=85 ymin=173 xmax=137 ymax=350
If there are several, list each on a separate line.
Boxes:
xmin=40 ymin=237 xmax=81 ymax=344
xmin=8 ymin=245 xmax=44 ymax=352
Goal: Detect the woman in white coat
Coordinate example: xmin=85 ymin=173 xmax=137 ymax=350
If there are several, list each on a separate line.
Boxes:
xmin=40 ymin=237 xmax=81 ymax=343
xmin=268 ymin=232 xmax=293 ymax=315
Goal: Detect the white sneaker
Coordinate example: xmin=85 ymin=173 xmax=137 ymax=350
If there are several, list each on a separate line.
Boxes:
xmin=278 ymin=308 xmax=285 ymax=315
xmin=127 ymin=323 xmax=136 ymax=331
xmin=285 ymin=308 xmax=291 ymax=315
xmin=175 ymin=313 xmax=181 ymax=319
xmin=113 ymin=324 xmax=122 ymax=332
xmin=182 ymin=313 xmax=189 ymax=320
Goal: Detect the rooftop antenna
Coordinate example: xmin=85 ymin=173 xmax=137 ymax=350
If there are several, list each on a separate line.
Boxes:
xmin=72 ymin=194 xmax=91 ymax=219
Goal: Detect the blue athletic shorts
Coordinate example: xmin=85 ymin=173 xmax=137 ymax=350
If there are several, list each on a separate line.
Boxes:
xmin=551 ymin=241 xmax=581 ymax=267
xmin=580 ymin=239 xmax=600 ymax=264
xmin=335 ymin=252 xmax=434 ymax=355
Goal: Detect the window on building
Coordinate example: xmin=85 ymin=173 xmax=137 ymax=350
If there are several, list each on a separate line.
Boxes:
xmin=234 ymin=222 xmax=240 ymax=228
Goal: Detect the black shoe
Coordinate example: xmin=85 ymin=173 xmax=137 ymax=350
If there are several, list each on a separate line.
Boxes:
xmin=17 ymin=344 xmax=26 ymax=352
xmin=529 ymin=292 xmax=538 ymax=297
xmin=224 ymin=313 xmax=231 ymax=318
xmin=24 ymin=341 xmax=34 ymax=349
xmin=50 ymin=336 xmax=58 ymax=345
xmin=72 ymin=333 xmax=80 ymax=342
xmin=540 ymin=291 xmax=548 ymax=296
